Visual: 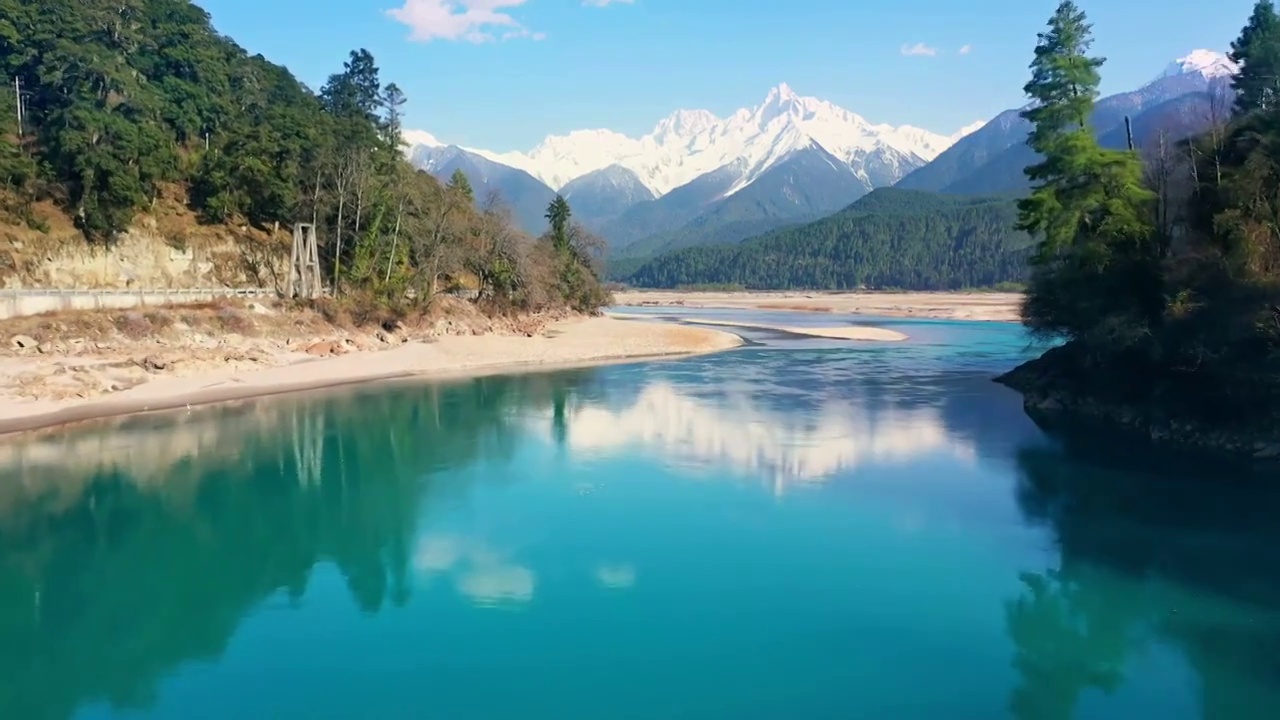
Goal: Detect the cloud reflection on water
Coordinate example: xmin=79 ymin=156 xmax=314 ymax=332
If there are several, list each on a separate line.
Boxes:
xmin=413 ymin=535 xmax=536 ymax=607
xmin=543 ymin=381 xmax=976 ymax=490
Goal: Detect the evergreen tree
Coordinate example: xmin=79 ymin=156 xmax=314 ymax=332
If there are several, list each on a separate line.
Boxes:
xmin=545 ymin=195 xmax=571 ymax=253
xmin=448 ymin=168 xmax=473 ymax=203
xmin=1230 ymin=0 xmax=1280 ymax=114
xmin=1018 ymin=0 xmax=1105 ymax=250
xmin=382 ymin=82 xmax=407 ymax=146
xmin=1016 ymin=1 xmax=1157 ymax=342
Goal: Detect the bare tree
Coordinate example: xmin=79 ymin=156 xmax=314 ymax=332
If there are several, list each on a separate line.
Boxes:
xmin=470 ymin=195 xmax=535 ymax=304
xmin=327 ymin=150 xmax=358 ymax=292
xmin=1205 ymin=81 xmax=1233 ymax=188
xmin=409 ymin=177 xmax=468 ymax=298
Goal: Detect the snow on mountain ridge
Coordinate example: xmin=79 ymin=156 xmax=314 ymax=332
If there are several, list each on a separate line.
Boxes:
xmin=1157 ymin=49 xmax=1238 ymax=83
xmin=417 ymin=84 xmax=965 ymax=198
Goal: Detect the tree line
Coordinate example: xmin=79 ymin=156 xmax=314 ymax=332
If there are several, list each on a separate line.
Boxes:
xmin=1011 ymin=0 xmax=1280 ymax=420
xmin=0 ymin=0 xmax=605 ymax=311
xmin=623 ymin=189 xmax=1033 ymax=290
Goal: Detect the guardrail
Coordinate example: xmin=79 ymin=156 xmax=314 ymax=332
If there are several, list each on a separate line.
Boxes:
xmin=0 ymin=287 xmax=276 ymax=297
xmin=0 ymin=287 xmax=279 ymax=321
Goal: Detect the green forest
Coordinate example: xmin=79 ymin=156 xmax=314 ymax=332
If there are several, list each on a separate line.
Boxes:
xmin=624 ymin=189 xmax=1033 ymax=289
xmin=0 ymin=0 xmax=605 ymax=311
xmin=1000 ymin=0 xmax=1280 ymax=427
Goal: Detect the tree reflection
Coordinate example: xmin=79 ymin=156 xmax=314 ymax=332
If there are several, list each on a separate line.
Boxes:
xmin=1004 ymin=567 xmax=1134 ymax=720
xmin=1008 ymin=441 xmax=1280 ymax=719
xmin=0 ymin=369 xmax=603 ymax=720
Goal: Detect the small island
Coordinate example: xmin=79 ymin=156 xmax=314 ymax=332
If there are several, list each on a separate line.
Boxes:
xmin=995 ymin=1 xmax=1280 ymax=461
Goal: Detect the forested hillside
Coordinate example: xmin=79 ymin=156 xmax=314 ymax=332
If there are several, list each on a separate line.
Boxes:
xmin=997 ymin=0 xmax=1280 ymax=454
xmin=625 ymin=189 xmax=1031 ymax=289
xmin=0 ymin=0 xmax=605 ymax=309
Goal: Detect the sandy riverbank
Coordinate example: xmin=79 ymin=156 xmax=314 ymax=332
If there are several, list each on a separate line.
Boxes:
xmin=677 ymin=317 xmax=908 ymax=341
xmin=0 ymin=315 xmax=742 ymax=436
xmin=613 ymin=290 xmax=1022 ymax=322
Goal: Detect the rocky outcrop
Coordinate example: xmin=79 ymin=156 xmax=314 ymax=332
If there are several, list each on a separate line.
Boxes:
xmin=1 ymin=202 xmax=289 ymax=290
xmin=996 ymin=344 xmax=1280 ymax=462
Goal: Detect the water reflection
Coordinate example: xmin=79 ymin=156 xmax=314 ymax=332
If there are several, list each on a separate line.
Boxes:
xmin=549 ymin=381 xmax=977 ymax=490
xmin=1007 ymin=443 xmax=1280 ymax=719
xmin=414 ymin=535 xmax=537 ymax=606
xmin=0 ymin=373 xmax=589 ymax=719
xmin=1 ymin=340 xmax=1279 ymax=719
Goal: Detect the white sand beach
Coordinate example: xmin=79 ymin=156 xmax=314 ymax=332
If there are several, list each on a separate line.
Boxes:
xmin=0 ymin=316 xmax=742 ymax=435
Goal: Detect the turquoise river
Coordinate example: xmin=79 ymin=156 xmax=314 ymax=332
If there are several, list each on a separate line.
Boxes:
xmin=1 ymin=308 xmax=1279 ymax=719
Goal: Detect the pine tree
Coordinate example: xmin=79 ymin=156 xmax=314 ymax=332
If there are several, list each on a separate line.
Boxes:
xmin=1230 ymin=0 xmax=1280 ymax=113
xmin=447 ymin=168 xmax=473 ymax=203
xmin=1016 ymin=1 xmax=1157 ymax=341
xmin=383 ymin=82 xmax=406 ymax=146
xmin=1017 ymin=0 xmax=1105 ymax=250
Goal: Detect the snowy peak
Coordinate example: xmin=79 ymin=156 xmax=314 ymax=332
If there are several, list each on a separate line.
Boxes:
xmin=765 ymin=82 xmax=798 ymax=103
xmin=950 ymin=120 xmax=987 ymax=142
xmin=400 ymin=129 xmax=442 ymax=155
xmin=405 ymin=84 xmax=960 ymax=199
xmin=1156 ymin=49 xmax=1238 ymax=83
xmin=651 ymin=109 xmax=720 ymax=141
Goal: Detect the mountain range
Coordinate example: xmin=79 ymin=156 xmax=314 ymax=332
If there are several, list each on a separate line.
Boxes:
xmin=406 ymin=84 xmax=981 ymax=252
xmin=405 ymin=50 xmax=1236 ymax=260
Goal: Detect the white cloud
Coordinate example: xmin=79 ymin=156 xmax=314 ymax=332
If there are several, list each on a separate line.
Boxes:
xmin=958 ymin=44 xmax=973 ymax=55
xmin=900 ymin=42 xmax=938 ymax=57
xmin=582 ymin=0 xmax=634 ymax=5
xmin=387 ymin=0 xmax=540 ymax=43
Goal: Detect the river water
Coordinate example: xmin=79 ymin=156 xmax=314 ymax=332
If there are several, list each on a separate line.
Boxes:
xmin=1 ymin=309 xmax=1278 ymax=719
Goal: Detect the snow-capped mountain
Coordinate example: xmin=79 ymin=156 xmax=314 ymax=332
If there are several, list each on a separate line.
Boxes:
xmin=405 ymin=84 xmax=982 ymax=251
xmin=898 ymin=50 xmax=1236 ymax=195
xmin=1156 ymin=49 xmax=1238 ymax=83
xmin=410 ymin=83 xmax=979 ymax=199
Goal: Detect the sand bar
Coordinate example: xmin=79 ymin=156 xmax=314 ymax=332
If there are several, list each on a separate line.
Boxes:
xmin=614 ymin=290 xmax=1022 ymax=322
xmin=0 ymin=316 xmax=742 ymax=436
xmin=679 ymin=317 xmax=907 ymax=341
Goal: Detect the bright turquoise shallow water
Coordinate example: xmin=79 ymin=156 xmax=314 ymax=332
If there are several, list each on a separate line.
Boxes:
xmin=2 ymin=310 xmax=1280 ymax=719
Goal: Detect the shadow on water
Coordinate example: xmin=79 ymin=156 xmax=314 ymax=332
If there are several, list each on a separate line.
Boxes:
xmin=0 ymin=370 xmax=604 ymax=720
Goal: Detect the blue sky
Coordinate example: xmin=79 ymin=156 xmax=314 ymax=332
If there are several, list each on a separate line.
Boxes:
xmin=199 ymin=0 xmax=1258 ymax=151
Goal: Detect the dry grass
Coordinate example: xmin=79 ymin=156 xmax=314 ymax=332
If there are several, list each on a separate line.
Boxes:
xmin=0 ymin=299 xmax=337 ymax=350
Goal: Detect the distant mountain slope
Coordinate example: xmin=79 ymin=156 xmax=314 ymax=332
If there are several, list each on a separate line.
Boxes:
xmin=894 ymin=109 xmax=1029 ymax=193
xmin=560 ymin=165 xmax=655 ymax=228
xmin=625 ymin=188 xmax=1031 ymax=290
xmin=897 ymin=51 xmax=1236 ymax=195
xmin=942 ymin=81 xmax=1232 ymax=196
xmin=598 ymin=163 xmax=743 ymax=249
xmin=409 ymin=145 xmax=556 ymax=235
xmin=618 ymin=142 xmax=870 ymax=258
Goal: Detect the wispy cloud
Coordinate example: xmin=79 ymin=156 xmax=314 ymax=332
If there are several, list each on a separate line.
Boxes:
xmin=582 ymin=0 xmax=633 ymax=5
xmin=958 ymin=44 xmax=973 ymax=55
xmin=387 ymin=0 xmax=541 ymax=42
xmin=900 ymin=42 xmax=938 ymax=57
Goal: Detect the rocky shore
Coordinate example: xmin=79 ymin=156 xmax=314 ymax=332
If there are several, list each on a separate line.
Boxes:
xmin=995 ymin=344 xmax=1280 ymax=463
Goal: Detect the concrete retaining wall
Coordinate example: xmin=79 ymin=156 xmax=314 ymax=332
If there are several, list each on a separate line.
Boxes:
xmin=0 ymin=288 xmax=276 ymax=321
